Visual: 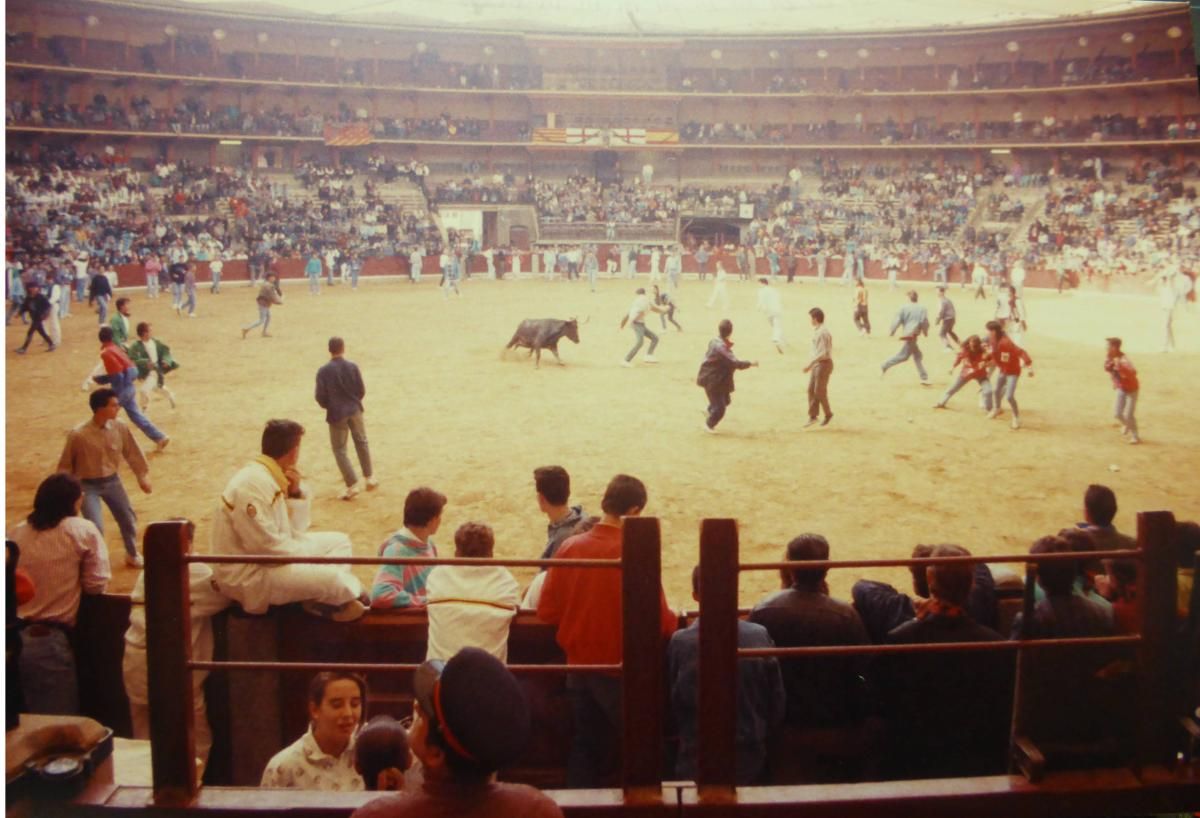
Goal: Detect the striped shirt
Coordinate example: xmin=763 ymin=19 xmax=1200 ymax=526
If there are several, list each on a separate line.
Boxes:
xmin=369 ymin=529 xmax=437 ymax=609
xmin=9 ymin=517 xmax=110 ymax=626
xmin=57 ymin=418 xmax=149 ymax=481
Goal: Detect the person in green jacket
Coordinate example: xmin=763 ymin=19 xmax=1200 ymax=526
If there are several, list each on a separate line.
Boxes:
xmin=128 ymin=321 xmax=179 ymax=410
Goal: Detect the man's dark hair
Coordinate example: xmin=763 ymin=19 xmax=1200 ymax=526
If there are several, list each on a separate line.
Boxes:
xmin=115 ymin=297 xmax=130 ymax=310
xmin=328 ymin=336 xmax=345 ymax=355
xmin=909 ymin=543 xmax=936 ymax=598
xmin=534 ymin=466 xmax=570 ymax=506
xmin=98 ymin=326 xmax=114 ymax=343
xmin=809 ymin=307 xmax=825 ymax=323
xmin=89 ymin=388 xmax=118 ymax=412
xmin=1031 ymin=535 xmax=1076 ymax=597
xmin=600 ymin=474 xmax=646 ymax=517
xmin=785 ymin=534 xmax=830 ymax=591
xmin=1084 ymin=484 xmax=1118 ymax=527
xmin=718 ymin=319 xmax=733 ymax=339
xmin=986 ymin=319 xmax=1004 ymax=336
xmin=907 ymin=290 xmax=919 ymax=302
xmin=136 ymin=322 xmax=150 ymax=338
xmin=29 ymin=473 xmax=83 ymax=532
xmin=261 ymin=419 xmax=305 ymax=459
xmin=307 ymin=671 xmax=367 ymax=712
xmin=1059 ymin=527 xmax=1101 ymax=578
xmin=404 ymin=487 xmax=447 ymax=528
xmin=759 ymin=277 xmax=769 ymax=285
xmin=454 ymin=522 xmax=494 ymax=558
xmin=926 ymin=544 xmax=974 ymax=608
xmin=355 ymin=715 xmax=411 ymax=790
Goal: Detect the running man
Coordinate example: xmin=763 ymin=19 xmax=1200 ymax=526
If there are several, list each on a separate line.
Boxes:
xmin=881 ymin=290 xmax=931 ymax=385
xmin=653 ymin=285 xmax=682 ymax=332
xmin=756 ymin=278 xmax=785 ymax=353
xmin=986 ymin=319 xmax=1033 ymax=430
xmin=1103 ymin=337 xmax=1139 ymax=444
xmin=242 ymin=272 xmax=283 ymax=338
xmin=696 ymin=319 xmax=758 ymax=433
xmin=852 ymin=278 xmax=871 ymax=336
xmin=619 ymin=287 xmax=665 ymax=367
xmin=933 ymin=335 xmax=992 ymax=412
xmin=935 ymin=287 xmax=960 ymax=351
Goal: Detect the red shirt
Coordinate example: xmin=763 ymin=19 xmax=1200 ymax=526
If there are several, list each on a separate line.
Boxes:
xmin=991 ymin=336 xmax=1031 ymax=376
xmin=1105 ymin=354 xmax=1139 ymax=392
xmin=953 ymin=347 xmax=989 ymax=381
xmin=537 ymin=522 xmax=676 ymax=665
xmin=99 ymin=342 xmax=135 ymax=375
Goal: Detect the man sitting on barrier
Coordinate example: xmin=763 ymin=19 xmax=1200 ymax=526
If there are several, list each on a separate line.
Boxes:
xmin=537 ymin=473 xmax=678 ymax=788
xmin=874 ymin=544 xmax=1013 ymax=779
xmin=370 ymin=487 xmax=445 ymax=609
xmin=669 ymin=565 xmax=785 ymax=785
xmin=352 ymin=647 xmax=564 ymax=818
xmin=211 ymin=419 xmax=366 ymax=622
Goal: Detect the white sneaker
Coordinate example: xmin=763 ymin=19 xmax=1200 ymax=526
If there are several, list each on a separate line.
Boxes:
xmin=1011 ymin=417 xmax=1021 ymax=430
xmin=339 ymin=485 xmax=360 ymax=501
xmin=987 ymin=408 xmax=999 ymax=419
xmin=365 ymin=478 xmax=379 ymax=491
xmin=1128 ymin=435 xmax=1140 ymax=445
xmin=155 ymin=436 xmax=170 ymax=452
xmin=126 ymin=554 xmax=144 ymax=568
xmin=643 ymin=355 xmax=659 ymax=363
xmin=81 ymin=379 xmax=91 ymax=391
xmin=621 ymin=360 xmax=633 ymax=368
xmin=703 ymin=423 xmax=717 ymax=434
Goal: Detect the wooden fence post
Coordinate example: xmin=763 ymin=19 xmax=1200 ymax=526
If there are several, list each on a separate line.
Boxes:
xmin=621 ymin=516 xmax=665 ymax=801
xmin=1136 ymin=510 xmax=1177 ymax=769
xmin=697 ymin=519 xmax=739 ymax=799
xmin=144 ymin=520 xmax=198 ymax=804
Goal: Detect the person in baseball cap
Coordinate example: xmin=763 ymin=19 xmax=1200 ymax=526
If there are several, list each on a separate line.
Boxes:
xmin=352 ymin=647 xmax=563 ymax=818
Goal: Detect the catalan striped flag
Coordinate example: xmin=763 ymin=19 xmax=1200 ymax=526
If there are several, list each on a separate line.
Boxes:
xmin=323 ymin=122 xmax=374 ymax=147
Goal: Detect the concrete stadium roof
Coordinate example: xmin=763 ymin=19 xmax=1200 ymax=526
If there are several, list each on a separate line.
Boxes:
xmin=167 ymin=0 xmax=1156 ymax=36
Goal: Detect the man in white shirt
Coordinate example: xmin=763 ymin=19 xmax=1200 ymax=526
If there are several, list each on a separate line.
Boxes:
xmin=619 ymin=287 xmax=665 ymax=367
xmin=210 ymin=419 xmax=365 ymax=620
xmin=756 ymin=278 xmax=785 ymax=353
xmin=425 ymin=522 xmax=519 ymax=662
xmin=408 ymin=247 xmax=423 ymax=284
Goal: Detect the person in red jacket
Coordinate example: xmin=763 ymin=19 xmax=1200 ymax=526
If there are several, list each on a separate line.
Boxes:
xmin=985 ymin=320 xmax=1033 ymax=430
xmin=933 ymin=335 xmax=993 ymax=411
xmin=537 ymin=473 xmax=676 ymax=788
xmin=1104 ymin=337 xmax=1139 ymax=444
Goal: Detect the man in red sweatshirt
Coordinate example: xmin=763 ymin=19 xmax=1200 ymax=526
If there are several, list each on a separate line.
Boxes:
xmin=537 ymin=473 xmax=676 ymax=788
xmin=985 ymin=319 xmax=1033 ymax=430
xmin=1103 ymin=336 xmax=1139 ymax=444
xmin=89 ymin=326 xmax=169 ymax=450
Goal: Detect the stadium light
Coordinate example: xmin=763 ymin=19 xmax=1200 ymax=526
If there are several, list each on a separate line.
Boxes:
xmin=1167 ymin=26 xmax=1183 ymax=39
xmin=990 ymin=148 xmax=1011 ymax=154
xmin=330 ymin=37 xmax=341 ymax=48
xmin=710 ymin=48 xmax=722 ymax=60
xmin=213 ymin=28 xmax=227 ymax=41
xmin=1120 ymin=32 xmax=1135 ymax=44
xmin=816 ymin=49 xmax=828 ymax=59
xmin=925 ymin=46 xmax=936 ymax=57
xmin=1077 ymin=36 xmax=1088 ymax=47
xmin=85 ymin=14 xmax=100 ymax=28
xmin=1005 ymin=40 xmax=1020 ymax=53
xmin=219 ymin=139 xmax=243 ymax=146
xmin=856 ymin=47 xmax=870 ymax=59
xmin=164 ymin=24 xmax=178 ymax=37
xmin=256 ymin=32 xmax=269 ymax=44
xmin=768 ymin=49 xmax=780 ymax=60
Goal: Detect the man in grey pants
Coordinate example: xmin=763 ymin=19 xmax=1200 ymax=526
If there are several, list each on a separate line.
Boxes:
xmin=315 ymin=337 xmax=377 ymax=500
xmin=881 ymin=290 xmax=931 ymax=385
xmin=803 ymin=308 xmax=834 ymax=428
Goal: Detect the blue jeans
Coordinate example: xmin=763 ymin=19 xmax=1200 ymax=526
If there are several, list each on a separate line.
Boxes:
xmin=625 ymin=322 xmax=659 ymax=362
xmin=82 ymin=474 xmax=139 ymax=557
xmin=183 ymin=287 xmax=196 ymax=315
xmin=329 ymin=412 xmax=373 ymax=487
xmin=1114 ymin=389 xmax=1138 ymax=436
xmin=107 ymin=368 xmax=166 ymax=442
xmin=940 ymin=372 xmax=992 ymax=410
xmin=308 ymin=273 xmax=320 ymax=294
xmin=244 ymin=304 xmax=271 ymax=334
xmin=75 ymin=278 xmax=87 ymax=301
xmin=171 ymin=282 xmax=183 ymax=308
xmin=566 ymin=673 xmax=622 ymax=788
xmin=211 ymin=271 xmax=221 ymax=293
xmin=94 ymin=294 xmax=107 ymax=324
xmin=882 ymin=339 xmax=928 ymax=381
xmin=350 ymin=267 xmax=359 ymax=289
xmin=20 ymin=628 xmax=79 ymax=714
xmin=59 ymin=289 xmax=72 ymax=318
xmin=995 ymin=372 xmax=1021 ymax=415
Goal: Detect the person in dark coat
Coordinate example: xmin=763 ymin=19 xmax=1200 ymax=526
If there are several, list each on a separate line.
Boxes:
xmin=696 ymin=320 xmax=757 ymax=434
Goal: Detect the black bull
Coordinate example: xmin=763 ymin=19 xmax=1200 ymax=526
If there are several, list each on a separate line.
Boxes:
xmin=505 ymin=318 xmax=581 ymax=367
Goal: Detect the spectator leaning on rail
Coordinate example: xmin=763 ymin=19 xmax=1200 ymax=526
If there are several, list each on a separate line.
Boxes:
xmin=210 ymin=419 xmax=366 ymax=622
xmin=353 ymin=647 xmax=564 ymax=818
xmin=370 ymin=487 xmax=446 ymax=609
xmin=1011 ymin=534 xmax=1115 ymax=639
xmin=123 ymin=519 xmax=230 ymax=773
xmin=424 ymin=522 xmax=520 ymax=662
xmin=537 ymin=473 xmax=677 ymax=788
xmin=669 ymin=565 xmax=785 ymax=785
xmin=534 ymin=465 xmax=585 ymax=563
xmin=262 ymin=671 xmax=367 ymax=790
xmin=9 ymin=473 xmax=110 ymax=715
xmin=1076 ymin=483 xmax=1136 ymax=553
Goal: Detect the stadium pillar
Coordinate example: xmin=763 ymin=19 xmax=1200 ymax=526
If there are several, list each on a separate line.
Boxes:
xmin=144 ymin=520 xmax=199 ymax=805
xmin=697 ymin=519 xmax=739 ymax=800
xmin=621 ymin=517 xmax=666 ymax=802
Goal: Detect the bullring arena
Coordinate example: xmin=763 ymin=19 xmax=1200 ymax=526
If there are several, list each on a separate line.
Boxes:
xmin=5 ymin=0 xmax=1200 ymax=813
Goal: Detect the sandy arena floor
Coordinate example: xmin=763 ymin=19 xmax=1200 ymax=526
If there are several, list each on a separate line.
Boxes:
xmin=6 ymin=273 xmax=1199 ymax=607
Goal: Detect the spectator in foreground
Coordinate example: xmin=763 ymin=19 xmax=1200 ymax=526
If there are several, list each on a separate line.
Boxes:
xmin=537 ymin=474 xmax=677 ymax=787
xmin=9 ymin=473 xmax=110 ymax=714
xmin=425 ymin=522 xmax=520 ymax=662
xmin=534 ymin=465 xmax=585 ymax=562
xmin=876 ymin=544 xmax=1013 ymax=778
xmin=210 ymin=419 xmax=365 ymax=621
xmin=371 ymin=487 xmax=446 ymax=609
xmin=1077 ymin=483 xmax=1136 ymax=551
xmin=352 ymin=648 xmax=564 ymax=818
xmin=668 ymin=566 xmax=785 ymax=784
xmin=1011 ymin=535 xmax=1114 ymax=639
xmin=354 ymin=715 xmax=413 ymax=792
xmin=262 ymin=671 xmax=367 ymax=790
